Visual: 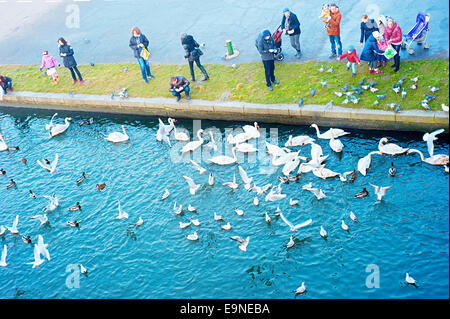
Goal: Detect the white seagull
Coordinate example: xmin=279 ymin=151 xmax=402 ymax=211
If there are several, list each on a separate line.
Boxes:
xmin=279 ymin=212 xmax=312 ymax=232
xmin=116 ymin=202 xmax=129 ymax=219
xmin=7 ymin=215 xmax=19 ymax=234
xmin=37 ymin=235 xmax=50 ymax=261
xmin=30 ymin=214 xmax=48 ymax=226
xmin=0 ymin=245 xmax=7 ymax=268
xmin=238 ymin=166 xmax=253 ymax=190
xmin=230 ymin=236 xmax=250 ymax=252
xmin=223 ymin=174 xmax=239 ymax=190
xmin=423 ymin=128 xmax=445 ymax=157
xmin=189 ymin=160 xmax=207 ymax=174
xmin=370 ymin=183 xmax=391 ymax=201
xmin=183 ymin=175 xmax=201 ymax=195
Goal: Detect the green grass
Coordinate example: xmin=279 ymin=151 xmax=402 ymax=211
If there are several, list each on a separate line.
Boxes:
xmin=1 ymin=58 xmax=448 ymax=111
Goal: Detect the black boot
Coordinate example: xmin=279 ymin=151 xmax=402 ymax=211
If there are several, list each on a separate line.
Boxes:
xmin=200 ymin=66 xmax=209 ymax=81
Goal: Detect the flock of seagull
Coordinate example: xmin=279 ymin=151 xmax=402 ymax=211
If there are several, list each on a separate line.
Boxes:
xmin=0 ymin=111 xmax=448 ymax=295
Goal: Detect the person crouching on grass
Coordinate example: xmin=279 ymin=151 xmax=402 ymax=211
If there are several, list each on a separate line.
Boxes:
xmin=169 ymin=75 xmax=191 ymax=102
xmin=337 ymin=45 xmax=360 ymax=77
xmin=0 ymin=75 xmax=13 ymax=95
xmin=360 ymin=31 xmax=384 ymax=75
xmin=40 ymin=51 xmax=60 ymax=84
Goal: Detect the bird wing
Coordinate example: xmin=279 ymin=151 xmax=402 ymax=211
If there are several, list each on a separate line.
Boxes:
xmin=50 ymin=153 xmax=59 ymax=174
xmin=293 ymin=218 xmax=313 ymax=230
xmin=238 ymin=166 xmax=252 ymax=184
xmin=37 ymin=159 xmax=51 ymax=171
xmin=1 ymin=245 xmax=6 ymax=263
xmin=279 ymin=212 xmax=294 ymax=229
xmin=31 ymin=215 xmax=44 ymax=223
xmin=12 ymin=215 xmax=18 ymax=229
xmin=230 ymin=236 xmax=244 ymax=244
xmin=183 ymin=176 xmax=197 ymax=189
xmin=370 ymin=183 xmax=380 ymax=194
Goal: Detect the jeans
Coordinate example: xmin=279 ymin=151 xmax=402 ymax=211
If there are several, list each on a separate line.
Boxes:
xmin=392 ymin=44 xmax=401 ymax=70
xmin=68 ymin=66 xmax=83 ymax=81
xmin=346 ymin=61 xmax=356 ymax=73
xmin=262 ymin=60 xmax=275 ymax=87
xmin=188 ymin=57 xmax=208 ymax=81
xmin=171 ymin=85 xmax=190 ymax=97
xmin=138 ymin=57 xmax=153 ymax=82
xmin=289 ymin=33 xmax=301 ymax=53
xmin=329 ymin=35 xmax=342 ymax=55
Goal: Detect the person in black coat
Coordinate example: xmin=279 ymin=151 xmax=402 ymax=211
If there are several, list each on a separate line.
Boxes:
xmin=359 ymin=15 xmax=379 ymax=45
xmin=181 ymin=33 xmax=209 ymax=82
xmin=58 ymin=37 xmax=83 ymax=85
xmin=255 ymin=29 xmax=280 ymax=91
xmin=129 ymin=27 xmax=155 ymax=83
xmin=169 ymin=75 xmax=191 ymax=102
xmin=281 ymin=8 xmax=302 ymax=58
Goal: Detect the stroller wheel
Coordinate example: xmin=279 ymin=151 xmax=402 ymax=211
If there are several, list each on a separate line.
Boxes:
xmin=408 ymin=48 xmax=414 ymax=55
xmin=277 ymin=53 xmax=285 ymax=61
xmin=424 ymin=42 xmax=430 ymax=49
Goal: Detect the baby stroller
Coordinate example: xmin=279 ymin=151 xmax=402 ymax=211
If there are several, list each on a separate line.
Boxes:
xmin=272 ymin=25 xmax=284 ymax=61
xmin=401 ymin=12 xmax=430 ymax=55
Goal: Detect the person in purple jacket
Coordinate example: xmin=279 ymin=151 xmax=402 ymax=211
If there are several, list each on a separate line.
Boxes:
xmin=40 ymin=51 xmax=60 ymax=84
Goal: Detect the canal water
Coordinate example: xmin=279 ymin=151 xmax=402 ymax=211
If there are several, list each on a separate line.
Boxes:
xmin=0 ymin=106 xmax=448 ymax=299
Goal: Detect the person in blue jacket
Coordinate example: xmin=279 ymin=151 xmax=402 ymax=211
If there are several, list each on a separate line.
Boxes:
xmin=281 ymin=8 xmax=302 ymax=58
xmin=129 ymin=27 xmax=155 ymax=83
xmin=255 ymin=29 xmax=280 ymax=91
xmin=0 ymin=75 xmax=12 ymax=95
xmin=58 ymin=37 xmax=83 ymax=85
xmin=360 ymin=31 xmax=385 ymax=74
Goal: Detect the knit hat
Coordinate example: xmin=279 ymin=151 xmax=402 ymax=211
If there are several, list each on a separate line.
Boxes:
xmin=372 ymin=31 xmax=380 ymax=38
xmin=283 ymin=8 xmax=290 ymax=13
xmin=348 ymin=45 xmax=354 ymax=52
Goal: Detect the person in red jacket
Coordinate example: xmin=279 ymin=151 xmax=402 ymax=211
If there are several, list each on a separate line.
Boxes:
xmin=327 ymin=4 xmax=342 ymax=58
xmin=384 ymin=17 xmax=402 ymax=72
xmin=337 ymin=45 xmax=360 ymax=77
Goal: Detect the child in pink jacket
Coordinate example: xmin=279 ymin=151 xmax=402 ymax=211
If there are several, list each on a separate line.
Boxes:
xmin=40 ymin=51 xmax=60 ymax=84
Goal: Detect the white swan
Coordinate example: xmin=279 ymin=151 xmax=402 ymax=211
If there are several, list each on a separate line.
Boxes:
xmin=106 ymin=125 xmax=129 ymax=143
xmin=265 ymin=141 xmax=291 ymax=157
xmin=282 ymin=156 xmax=301 ymax=176
xmin=407 ymin=149 xmax=449 ymax=166
xmin=235 ymin=142 xmax=257 ymax=153
xmin=357 ymin=151 xmax=383 ymax=176
xmin=226 ymin=132 xmax=250 ymax=144
xmin=181 ymin=129 xmax=204 ymax=153
xmin=329 ymin=133 xmax=344 ymax=152
xmin=50 ymin=117 xmax=72 ymax=137
xmin=242 ymin=122 xmax=260 ymax=139
xmin=378 ymin=138 xmax=408 ymax=155
xmin=156 ymin=118 xmax=173 ymax=146
xmin=209 ymin=146 xmax=237 ymax=165
xmin=312 ymin=166 xmax=340 ymax=179
xmin=285 ymin=135 xmax=315 ymax=147
xmin=310 ymin=123 xmax=350 ymax=139
xmin=168 ymin=118 xmax=189 ymax=142
xmin=0 ymin=135 xmax=7 ymax=151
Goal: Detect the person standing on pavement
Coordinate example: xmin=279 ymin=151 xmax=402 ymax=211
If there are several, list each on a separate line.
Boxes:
xmin=281 ymin=8 xmax=302 ymax=58
xmin=129 ymin=27 xmax=155 ymax=83
xmin=255 ymin=29 xmax=279 ymax=91
xmin=58 ymin=37 xmax=84 ymax=85
xmin=384 ymin=17 xmax=403 ymax=72
xmin=181 ymin=33 xmax=209 ymax=82
xmin=359 ymin=15 xmax=379 ymax=46
xmin=327 ymin=4 xmax=342 ymax=58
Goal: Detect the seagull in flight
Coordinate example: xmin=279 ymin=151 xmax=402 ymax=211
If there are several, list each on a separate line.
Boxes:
xmin=183 ymin=175 xmax=201 ymax=195
xmin=370 ymin=183 xmax=391 ymax=201
xmin=279 ymin=212 xmax=312 ymax=232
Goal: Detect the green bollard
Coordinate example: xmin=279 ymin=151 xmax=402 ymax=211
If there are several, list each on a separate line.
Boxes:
xmin=226 ymin=40 xmax=234 ymax=56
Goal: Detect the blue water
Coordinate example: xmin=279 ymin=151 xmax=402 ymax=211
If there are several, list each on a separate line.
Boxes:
xmin=0 ymin=106 xmax=448 ymax=299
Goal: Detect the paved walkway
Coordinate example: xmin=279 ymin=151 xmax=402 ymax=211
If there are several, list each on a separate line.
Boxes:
xmin=0 ymin=0 xmax=448 ymax=66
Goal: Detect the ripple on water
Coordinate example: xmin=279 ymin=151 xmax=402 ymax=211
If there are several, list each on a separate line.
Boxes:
xmin=0 ymin=108 xmax=448 ymax=299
